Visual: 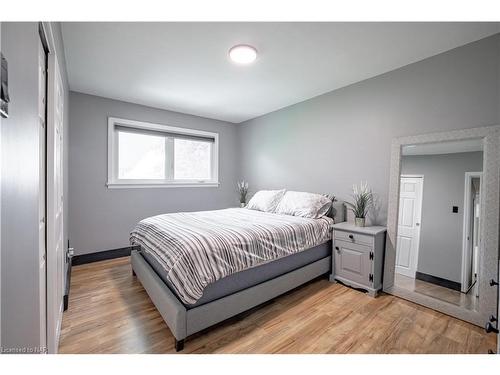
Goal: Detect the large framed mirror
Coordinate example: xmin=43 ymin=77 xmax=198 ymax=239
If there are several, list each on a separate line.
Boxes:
xmin=383 ymin=125 xmax=500 ymax=326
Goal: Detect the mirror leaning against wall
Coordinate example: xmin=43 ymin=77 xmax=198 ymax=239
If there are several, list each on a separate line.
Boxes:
xmin=383 ymin=125 xmax=500 ymax=328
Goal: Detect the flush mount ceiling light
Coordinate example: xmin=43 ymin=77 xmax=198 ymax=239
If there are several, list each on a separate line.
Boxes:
xmin=229 ymin=45 xmax=257 ymax=64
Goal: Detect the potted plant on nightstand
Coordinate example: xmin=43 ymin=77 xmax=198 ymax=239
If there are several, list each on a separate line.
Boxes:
xmin=345 ymin=181 xmax=373 ymax=227
xmin=237 ymin=180 xmax=249 ymax=208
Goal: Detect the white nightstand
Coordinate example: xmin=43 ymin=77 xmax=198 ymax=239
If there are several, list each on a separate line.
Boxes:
xmin=329 ymin=222 xmax=387 ymax=297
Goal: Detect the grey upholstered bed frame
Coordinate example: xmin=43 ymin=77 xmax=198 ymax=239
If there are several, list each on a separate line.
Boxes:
xmin=131 ymin=202 xmax=345 ymax=351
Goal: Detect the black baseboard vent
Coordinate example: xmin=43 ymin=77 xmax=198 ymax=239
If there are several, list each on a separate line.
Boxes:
xmin=72 ymin=246 xmax=139 ymax=266
xmin=415 ymin=271 xmax=461 ymax=291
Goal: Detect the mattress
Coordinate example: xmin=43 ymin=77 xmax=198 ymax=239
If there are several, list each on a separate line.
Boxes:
xmin=141 ymin=241 xmax=331 ymax=308
xmin=130 ymin=208 xmax=333 ymax=304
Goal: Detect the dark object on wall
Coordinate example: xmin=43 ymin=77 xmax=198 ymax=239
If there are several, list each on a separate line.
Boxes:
xmin=0 ymin=52 xmax=10 ymax=118
xmin=452 ymin=206 xmax=459 ymax=213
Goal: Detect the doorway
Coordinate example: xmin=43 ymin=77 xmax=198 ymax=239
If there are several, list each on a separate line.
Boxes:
xmin=461 ymin=172 xmax=482 ymax=295
xmin=391 ymin=143 xmax=484 ymax=314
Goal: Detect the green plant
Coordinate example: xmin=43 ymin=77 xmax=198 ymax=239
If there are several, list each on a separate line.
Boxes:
xmin=345 ymin=181 xmax=373 ymax=218
xmin=237 ymin=180 xmax=249 ymax=204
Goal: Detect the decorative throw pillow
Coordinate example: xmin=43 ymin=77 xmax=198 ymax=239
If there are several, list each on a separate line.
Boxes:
xmin=246 ymin=189 xmax=286 ymax=212
xmin=275 ymin=191 xmax=332 ymax=219
xmin=322 ymin=194 xmax=337 ymax=217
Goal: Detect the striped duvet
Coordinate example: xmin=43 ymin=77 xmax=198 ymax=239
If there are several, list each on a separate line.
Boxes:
xmin=130 ymin=208 xmax=333 ymax=305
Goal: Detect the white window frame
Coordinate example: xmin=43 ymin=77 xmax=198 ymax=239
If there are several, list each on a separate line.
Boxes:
xmin=107 ymin=117 xmax=219 ymax=188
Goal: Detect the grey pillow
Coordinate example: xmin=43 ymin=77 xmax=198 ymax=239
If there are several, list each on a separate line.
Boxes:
xmin=275 ymin=191 xmax=332 ymax=218
xmin=323 ymin=194 xmax=337 ymax=217
xmin=246 ymin=189 xmax=286 ymax=212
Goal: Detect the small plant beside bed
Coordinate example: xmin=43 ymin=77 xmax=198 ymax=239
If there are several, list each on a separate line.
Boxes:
xmin=345 ymin=181 xmax=373 ymax=227
xmin=237 ymin=180 xmax=249 ymax=207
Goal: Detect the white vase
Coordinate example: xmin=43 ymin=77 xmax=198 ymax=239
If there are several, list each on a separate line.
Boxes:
xmin=355 ymin=217 xmax=365 ymax=227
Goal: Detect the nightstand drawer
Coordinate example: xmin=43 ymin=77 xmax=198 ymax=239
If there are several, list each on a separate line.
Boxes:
xmin=334 ymin=230 xmax=374 ymax=247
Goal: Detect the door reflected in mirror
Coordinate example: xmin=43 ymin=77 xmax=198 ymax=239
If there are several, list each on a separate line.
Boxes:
xmin=394 ymin=139 xmax=483 ymax=312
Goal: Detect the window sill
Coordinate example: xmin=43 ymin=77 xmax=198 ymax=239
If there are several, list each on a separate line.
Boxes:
xmin=106 ymin=182 xmax=220 ymax=189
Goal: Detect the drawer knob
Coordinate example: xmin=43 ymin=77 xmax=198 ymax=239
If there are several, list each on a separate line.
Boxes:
xmin=348 ymin=234 xmax=354 ymax=240
xmin=335 ymin=246 xmax=340 ymax=252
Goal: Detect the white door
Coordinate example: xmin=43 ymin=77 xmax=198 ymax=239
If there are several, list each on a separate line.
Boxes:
xmin=38 ymin=37 xmax=48 ymax=352
xmin=395 ymin=176 xmax=423 ymax=278
xmin=47 ymin=53 xmax=64 ymax=354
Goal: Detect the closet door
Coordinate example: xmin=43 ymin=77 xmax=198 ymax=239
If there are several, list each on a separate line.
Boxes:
xmin=37 ymin=36 xmax=47 ymax=353
xmin=47 ymin=49 xmax=64 ymax=354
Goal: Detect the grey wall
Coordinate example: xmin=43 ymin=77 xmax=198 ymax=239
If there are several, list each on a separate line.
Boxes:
xmin=401 ymin=152 xmax=483 ymax=283
xmin=0 ymin=22 xmax=69 ymax=351
xmin=238 ymin=34 xmax=500 ymax=225
xmin=1 ymin=21 xmax=42 ymax=351
xmin=68 ymin=92 xmax=238 ymax=255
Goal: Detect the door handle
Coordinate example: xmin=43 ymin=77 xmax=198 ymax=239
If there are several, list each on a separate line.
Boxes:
xmin=416 ymin=223 xmax=420 ymax=226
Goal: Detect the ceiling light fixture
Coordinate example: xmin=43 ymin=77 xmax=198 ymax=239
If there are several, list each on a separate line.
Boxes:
xmin=229 ymin=45 xmax=257 ymax=64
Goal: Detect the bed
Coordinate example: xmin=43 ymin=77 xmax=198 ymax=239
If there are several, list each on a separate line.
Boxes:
xmin=130 ymin=202 xmax=345 ymax=351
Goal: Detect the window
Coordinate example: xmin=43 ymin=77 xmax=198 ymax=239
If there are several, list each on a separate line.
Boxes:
xmin=107 ymin=117 xmax=219 ymax=188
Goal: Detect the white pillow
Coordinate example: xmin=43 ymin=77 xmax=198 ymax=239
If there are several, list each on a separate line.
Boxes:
xmin=246 ymin=189 xmax=286 ymax=212
xmin=275 ymin=191 xmax=332 ymax=219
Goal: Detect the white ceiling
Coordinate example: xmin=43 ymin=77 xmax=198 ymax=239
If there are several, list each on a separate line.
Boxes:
xmin=402 ymin=139 xmax=484 ymax=156
xmin=61 ymin=22 xmax=500 ymax=123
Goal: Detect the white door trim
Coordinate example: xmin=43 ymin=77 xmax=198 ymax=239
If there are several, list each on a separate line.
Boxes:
xmin=37 ymin=31 xmax=48 ymax=353
xmin=396 ymin=175 xmax=424 ymax=278
xmin=42 ymin=22 xmax=65 ymax=355
xmin=461 ymin=171 xmax=483 ymax=293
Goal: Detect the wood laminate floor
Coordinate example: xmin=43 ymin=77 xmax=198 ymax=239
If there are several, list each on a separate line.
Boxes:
xmin=59 ymin=257 xmax=496 ymax=354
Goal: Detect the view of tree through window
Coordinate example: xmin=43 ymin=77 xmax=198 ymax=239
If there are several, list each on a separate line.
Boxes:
xmin=118 ymin=131 xmax=166 ymax=179
xmin=174 ymin=139 xmax=211 ymax=180
xmin=116 ymin=128 xmax=213 ymax=182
